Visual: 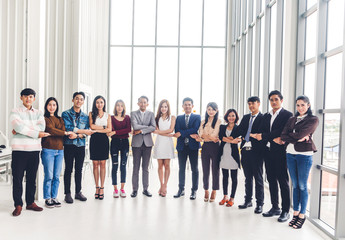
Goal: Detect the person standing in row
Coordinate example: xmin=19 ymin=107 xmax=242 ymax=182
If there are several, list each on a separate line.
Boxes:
xmin=10 ymin=88 xmax=49 ymax=216
xmin=130 ymin=96 xmax=156 ymax=198
xmin=108 ymin=100 xmax=131 ymax=198
xmin=41 ymin=97 xmax=73 ymax=208
xmin=281 ymin=95 xmax=319 ymax=229
xmin=173 ymin=97 xmax=201 ymax=200
xmin=192 ymin=102 xmax=221 ymax=202
xmin=62 ymin=92 xmax=94 ymax=203
xmin=234 ymin=96 xmax=264 ymax=214
xmin=153 ymin=99 xmax=176 ymax=197
xmin=89 ymin=96 xmax=112 ymax=200
xmin=251 ymin=90 xmax=292 ymax=222
xmin=218 ymin=109 xmax=241 ymax=207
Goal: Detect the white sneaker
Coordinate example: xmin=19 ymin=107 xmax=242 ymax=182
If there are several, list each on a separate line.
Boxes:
xmin=120 ymin=189 xmax=126 ymax=198
xmin=113 ymin=189 xmax=119 ymax=198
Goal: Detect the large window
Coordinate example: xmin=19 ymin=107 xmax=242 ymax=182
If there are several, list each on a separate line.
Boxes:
xmin=296 ymin=0 xmax=345 ymax=237
xmin=109 ymin=0 xmax=228 ymax=117
xmin=230 ymin=0 xmax=284 ymax=116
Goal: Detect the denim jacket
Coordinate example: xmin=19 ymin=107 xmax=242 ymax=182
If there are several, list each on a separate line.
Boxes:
xmin=62 ymin=107 xmax=90 ymax=147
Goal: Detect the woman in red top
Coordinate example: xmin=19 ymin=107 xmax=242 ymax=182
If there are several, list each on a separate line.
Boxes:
xmin=107 ymin=100 xmax=131 ymax=198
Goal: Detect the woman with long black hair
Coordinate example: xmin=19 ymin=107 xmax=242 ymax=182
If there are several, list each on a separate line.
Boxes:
xmin=191 ymin=102 xmax=221 ymax=202
xmin=281 ymin=95 xmax=319 ymax=229
xmin=41 ymin=97 xmax=73 ymax=208
xmin=89 ymin=95 xmax=112 ymax=200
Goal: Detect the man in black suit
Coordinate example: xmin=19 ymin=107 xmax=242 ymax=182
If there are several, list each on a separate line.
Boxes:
xmin=233 ymin=96 xmax=264 ymax=214
xmin=251 ymin=90 xmax=292 ymax=222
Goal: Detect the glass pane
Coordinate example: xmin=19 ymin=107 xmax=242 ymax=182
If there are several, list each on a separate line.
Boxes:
xmin=109 ymin=47 xmax=132 ymax=113
xmin=307 ymin=0 xmax=317 ymax=9
xmin=156 ymin=0 xmax=179 ymax=45
xmin=322 ymin=113 xmax=340 ymax=170
xmin=251 ymin=24 xmax=257 ymax=96
xmin=259 ymin=15 xmax=265 ymax=104
xmin=110 ymin=0 xmax=133 ymax=45
xmin=180 ymin=0 xmax=203 ymax=46
xmin=327 ymin=0 xmax=344 ymax=50
xmin=203 ymin=0 xmax=227 ymax=46
xmin=133 ymin=0 xmax=156 ymax=45
xmin=305 ymin=12 xmax=317 ymax=60
xmin=202 ymin=48 xmax=225 ymax=117
xmin=325 ymin=53 xmax=342 ymax=109
xmin=319 ymin=171 xmax=337 ymax=229
xmin=304 ymin=63 xmax=315 ymax=111
xmin=155 ymin=48 xmax=178 ymax=116
xmin=269 ymin=3 xmax=277 ymax=92
xmin=306 ymin=174 xmax=312 ymax=212
xmin=178 ymin=48 xmax=201 ymax=115
xmin=132 ymin=48 xmax=155 ymax=111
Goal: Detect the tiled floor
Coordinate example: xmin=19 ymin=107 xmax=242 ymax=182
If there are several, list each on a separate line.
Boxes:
xmin=0 ymin=157 xmax=331 ymax=240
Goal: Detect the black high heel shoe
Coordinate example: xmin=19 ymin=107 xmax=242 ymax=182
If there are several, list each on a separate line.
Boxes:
xmin=293 ymin=216 xmax=306 ymax=229
xmin=289 ymin=215 xmax=299 ymax=227
xmin=95 ymin=187 xmax=100 ymax=199
xmin=99 ymin=187 xmax=104 ymax=200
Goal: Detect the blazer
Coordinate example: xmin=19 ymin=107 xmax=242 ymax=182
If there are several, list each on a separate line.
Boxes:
xmin=130 ymin=110 xmax=156 ymax=148
xmin=175 ymin=113 xmax=201 ymax=151
xmin=233 ymin=112 xmax=264 ymax=153
xmin=218 ymin=124 xmax=241 ymax=169
xmin=281 ymin=115 xmax=319 ymax=152
xmin=260 ymin=108 xmax=293 ymax=152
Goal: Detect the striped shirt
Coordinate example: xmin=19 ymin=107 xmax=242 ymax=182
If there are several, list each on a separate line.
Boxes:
xmin=10 ymin=105 xmax=46 ymax=151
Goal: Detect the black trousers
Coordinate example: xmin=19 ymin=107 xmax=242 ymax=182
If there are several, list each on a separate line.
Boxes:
xmin=63 ymin=145 xmax=85 ymax=194
xmin=201 ymin=142 xmax=220 ymax=190
xmin=241 ymin=149 xmax=264 ymax=206
xmin=264 ymin=147 xmax=290 ymax=212
xmin=110 ymin=138 xmax=129 ymax=185
xmin=11 ymin=151 xmax=40 ymax=207
xmin=177 ymin=146 xmax=199 ymax=191
xmin=222 ymin=169 xmax=238 ymax=198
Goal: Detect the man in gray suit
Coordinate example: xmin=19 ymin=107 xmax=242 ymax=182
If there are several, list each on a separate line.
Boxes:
xmin=130 ymin=96 xmax=156 ymax=197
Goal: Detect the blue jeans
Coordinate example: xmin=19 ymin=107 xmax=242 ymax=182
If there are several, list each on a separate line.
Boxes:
xmin=110 ymin=139 xmax=129 ymax=185
xmin=41 ymin=148 xmax=64 ymax=199
xmin=286 ymin=153 xmax=313 ymax=214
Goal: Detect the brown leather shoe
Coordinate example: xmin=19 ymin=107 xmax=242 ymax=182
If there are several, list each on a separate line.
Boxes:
xmin=26 ymin=203 xmax=43 ymax=212
xmin=12 ymin=205 xmax=22 ymax=216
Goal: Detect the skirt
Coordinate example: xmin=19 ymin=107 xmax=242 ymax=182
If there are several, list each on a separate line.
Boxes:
xmin=90 ymin=132 xmax=109 ymax=160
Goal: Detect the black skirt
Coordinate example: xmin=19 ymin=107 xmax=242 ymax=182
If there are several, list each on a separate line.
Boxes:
xmin=90 ymin=133 xmax=109 ymax=160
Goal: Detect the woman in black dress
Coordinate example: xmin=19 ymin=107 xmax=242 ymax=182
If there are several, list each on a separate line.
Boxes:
xmin=89 ymin=96 xmax=112 ymax=200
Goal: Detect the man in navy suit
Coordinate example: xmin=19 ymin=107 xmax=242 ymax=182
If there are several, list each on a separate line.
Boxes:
xmin=233 ymin=96 xmax=264 ymax=213
xmin=173 ymin=97 xmax=201 ymax=200
xmin=251 ymin=90 xmax=293 ymax=222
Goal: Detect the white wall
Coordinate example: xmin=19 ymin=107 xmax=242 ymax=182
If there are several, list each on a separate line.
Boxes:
xmin=0 ymin=0 xmax=109 ymax=143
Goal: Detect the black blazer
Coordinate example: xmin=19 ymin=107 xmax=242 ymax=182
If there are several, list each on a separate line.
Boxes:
xmin=260 ymin=108 xmax=293 ymax=152
xmin=233 ymin=112 xmax=264 ymax=153
xmin=218 ymin=124 xmax=240 ymax=169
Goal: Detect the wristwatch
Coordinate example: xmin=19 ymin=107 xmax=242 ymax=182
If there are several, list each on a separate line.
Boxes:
xmin=103 ymin=126 xmax=106 ymax=129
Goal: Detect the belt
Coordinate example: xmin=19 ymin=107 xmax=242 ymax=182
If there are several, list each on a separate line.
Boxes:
xmin=243 ymin=147 xmax=252 ymax=151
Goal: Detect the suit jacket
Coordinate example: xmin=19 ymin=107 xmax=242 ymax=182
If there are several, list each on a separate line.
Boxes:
xmin=175 ymin=113 xmax=201 ymax=151
xmin=218 ymin=124 xmax=240 ymax=168
xmin=233 ymin=112 xmax=264 ymax=153
xmin=130 ymin=110 xmax=156 ymax=148
xmin=260 ymin=108 xmax=293 ymax=152
xmin=281 ymin=115 xmax=319 ymax=152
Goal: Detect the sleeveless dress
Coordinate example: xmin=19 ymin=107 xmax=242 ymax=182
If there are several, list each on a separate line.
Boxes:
xmin=219 ymin=129 xmax=238 ymax=170
xmin=153 ymin=117 xmax=175 ymax=159
xmin=90 ymin=112 xmax=110 ymax=160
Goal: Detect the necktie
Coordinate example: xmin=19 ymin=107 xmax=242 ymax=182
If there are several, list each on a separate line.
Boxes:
xmin=245 ymin=115 xmax=255 ymax=142
xmin=185 ymin=115 xmax=190 ymax=144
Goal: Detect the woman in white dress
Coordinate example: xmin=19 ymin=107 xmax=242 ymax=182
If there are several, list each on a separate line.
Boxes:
xmin=153 ymin=99 xmax=176 ymax=197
